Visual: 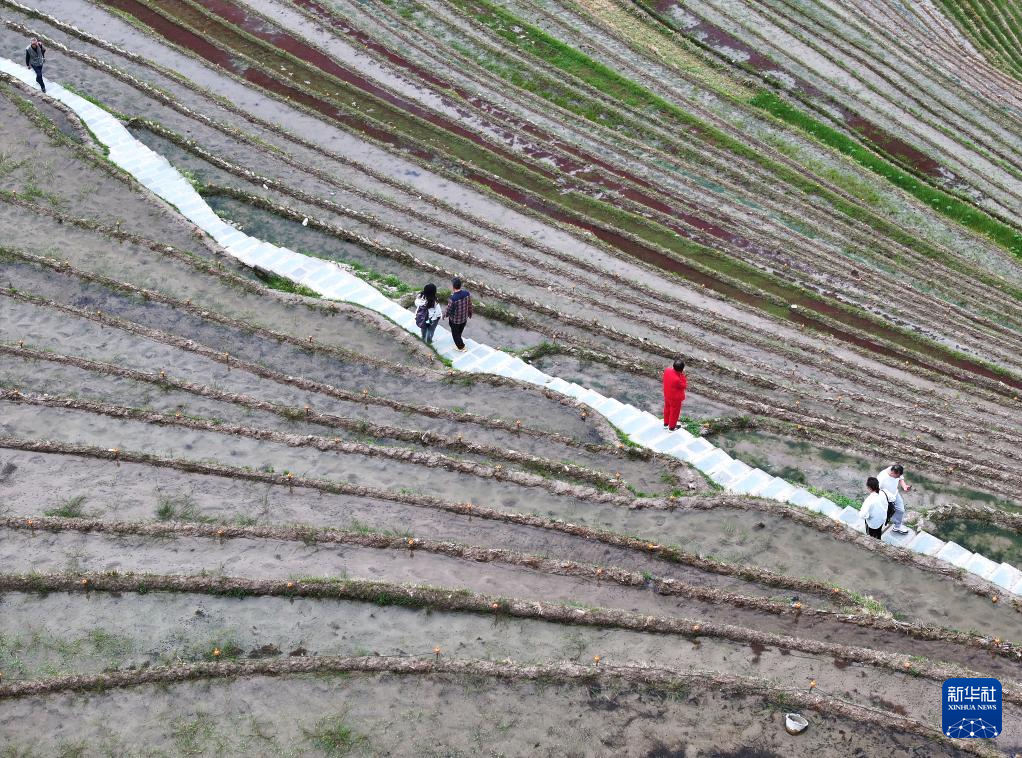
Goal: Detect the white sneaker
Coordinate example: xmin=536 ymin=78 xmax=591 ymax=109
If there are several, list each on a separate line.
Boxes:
xmin=892 ymin=526 xmax=909 ymax=535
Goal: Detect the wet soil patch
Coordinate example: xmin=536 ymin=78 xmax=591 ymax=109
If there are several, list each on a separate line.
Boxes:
xmin=2 ymin=295 xmax=602 ymax=443
xmin=0 ymin=671 xmax=970 ymax=756
xmin=0 ymin=451 xmax=804 ymax=602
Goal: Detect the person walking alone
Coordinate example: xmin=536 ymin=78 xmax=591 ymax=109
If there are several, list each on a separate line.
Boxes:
xmin=414 ymin=283 xmax=443 ymax=345
xmin=877 ymin=463 xmax=912 ymax=535
xmin=25 ymin=38 xmax=46 ymax=93
xmin=662 ymin=358 xmax=687 ymax=431
xmin=445 ymin=276 xmax=472 ymax=352
xmin=860 ymin=476 xmax=887 ymax=540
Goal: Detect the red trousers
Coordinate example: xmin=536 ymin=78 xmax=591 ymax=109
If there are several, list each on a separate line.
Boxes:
xmin=664 ymin=399 xmax=683 ymax=429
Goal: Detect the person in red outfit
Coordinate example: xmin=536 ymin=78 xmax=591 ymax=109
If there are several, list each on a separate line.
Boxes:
xmin=662 ymin=359 xmax=687 ymax=431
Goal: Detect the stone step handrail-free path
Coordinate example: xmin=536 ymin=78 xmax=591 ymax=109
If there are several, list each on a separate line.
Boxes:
xmin=4 ymin=57 xmax=1020 ymax=597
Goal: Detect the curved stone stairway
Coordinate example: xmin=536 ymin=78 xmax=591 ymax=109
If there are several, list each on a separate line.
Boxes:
xmin=3 ymin=58 xmax=1020 ymax=595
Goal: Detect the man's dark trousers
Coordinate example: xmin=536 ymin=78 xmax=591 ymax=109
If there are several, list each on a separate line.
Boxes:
xmin=32 ymin=65 xmax=45 ymax=92
xmin=450 ymin=321 xmax=466 ymax=350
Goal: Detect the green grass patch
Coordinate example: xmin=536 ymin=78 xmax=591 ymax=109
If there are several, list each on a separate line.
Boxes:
xmin=308 ymin=715 xmax=369 ymax=756
xmin=253 ymin=269 xmax=321 ymax=298
xmin=609 ymin=422 xmax=641 ymax=448
xmin=44 ymin=494 xmax=87 ymax=518
xmin=155 ymin=493 xmax=212 ymax=522
xmin=806 ymin=485 xmax=860 ymax=510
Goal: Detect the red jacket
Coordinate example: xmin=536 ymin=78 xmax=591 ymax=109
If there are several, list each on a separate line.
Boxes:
xmin=663 ymin=367 xmax=687 ymax=402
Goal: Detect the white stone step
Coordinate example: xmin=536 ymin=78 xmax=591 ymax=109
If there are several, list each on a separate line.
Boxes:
xmin=214 ymin=229 xmax=247 ymax=248
xmin=839 ymin=508 xmax=866 ymax=534
xmin=646 ymin=432 xmax=686 ymax=453
xmin=584 ymin=396 xmax=619 ymax=415
xmin=642 ymin=429 xmax=674 ymax=450
xmin=463 ymin=341 xmax=491 ymax=358
xmin=759 ymin=477 xmax=796 ymax=502
xmin=429 ymin=329 xmax=454 ymax=345
xmin=323 ymin=279 xmax=368 ymax=300
xmin=881 ymin=526 xmax=915 ymax=548
xmin=376 ymin=300 xmax=409 ymax=321
xmin=605 ymin=405 xmax=642 ymax=427
xmin=989 ymin=563 xmax=1022 ymax=592
xmin=273 ymin=256 xmax=313 ymax=278
xmin=729 ymin=468 xmax=772 ymax=496
xmin=632 ymin=423 xmax=671 ymax=446
xmin=695 ymin=450 xmax=735 ymax=477
xmin=180 ymin=206 xmax=221 ymax=228
xmin=394 ymin=313 xmax=419 ymax=332
xmin=906 ymin=530 xmax=944 ymax=557
xmin=963 ymin=553 xmax=999 ymax=581
xmin=451 ymin=351 xmax=484 ymax=371
xmin=543 ymin=377 xmax=571 ymax=393
xmin=301 ymin=264 xmax=341 ymax=286
xmin=815 ymin=498 xmax=843 ymax=520
xmin=676 ymin=437 xmax=714 ymax=464
xmin=475 ymin=352 xmax=515 ymax=374
xmin=803 ymin=497 xmax=827 ymax=514
xmin=617 ymin=413 xmax=660 ymax=437
xmin=174 ymin=196 xmax=207 ymax=217
xmin=558 ymin=383 xmax=588 ymax=401
xmin=598 ymin=397 xmax=625 ymax=414
xmin=576 ymin=388 xmax=604 ymax=406
xmin=786 ymin=489 xmax=818 ymax=508
xmin=226 ymin=237 xmax=259 ymax=257
xmin=710 ymin=458 xmax=750 ymax=484
xmin=936 ymin=541 xmax=973 ymax=569
xmin=515 ymin=365 xmax=549 ymax=385
xmin=651 ymin=433 xmax=698 ymax=456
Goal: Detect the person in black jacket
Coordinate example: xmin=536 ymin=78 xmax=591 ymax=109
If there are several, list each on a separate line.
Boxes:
xmin=26 ymin=39 xmax=46 ymax=93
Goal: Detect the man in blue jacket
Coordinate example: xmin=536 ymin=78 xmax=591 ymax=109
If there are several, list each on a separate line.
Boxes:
xmin=445 ymin=277 xmax=472 ymax=352
xmin=25 ymin=39 xmax=46 ymax=93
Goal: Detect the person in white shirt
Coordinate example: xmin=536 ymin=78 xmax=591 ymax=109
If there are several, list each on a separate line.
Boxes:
xmin=877 ymin=463 xmax=912 ymax=535
xmin=414 ymin=283 xmax=444 ymax=345
xmin=861 ymin=477 xmax=888 ymax=539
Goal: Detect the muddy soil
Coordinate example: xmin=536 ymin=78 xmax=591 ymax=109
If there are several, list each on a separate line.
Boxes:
xmin=5 ymin=452 xmax=1022 ymax=685
xmin=1 ymin=434 xmax=1017 ymax=641
xmin=0 ymin=401 xmax=616 ymax=515
xmin=0 ymin=670 xmax=974 ymax=757
xmin=0 ymin=451 xmax=794 ymax=602
xmin=0 ymin=589 xmax=1001 ymax=735
xmin=8 ymin=519 xmax=1022 ymax=682
xmin=2 ymin=293 xmax=603 ymax=442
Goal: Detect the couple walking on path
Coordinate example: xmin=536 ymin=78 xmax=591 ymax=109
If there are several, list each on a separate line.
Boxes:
xmin=861 ymin=464 xmax=913 ymax=539
xmin=414 ymin=277 xmax=472 ymax=351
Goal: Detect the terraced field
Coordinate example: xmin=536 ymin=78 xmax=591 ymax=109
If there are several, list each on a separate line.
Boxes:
xmin=2 ymin=0 xmax=1022 ymax=754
